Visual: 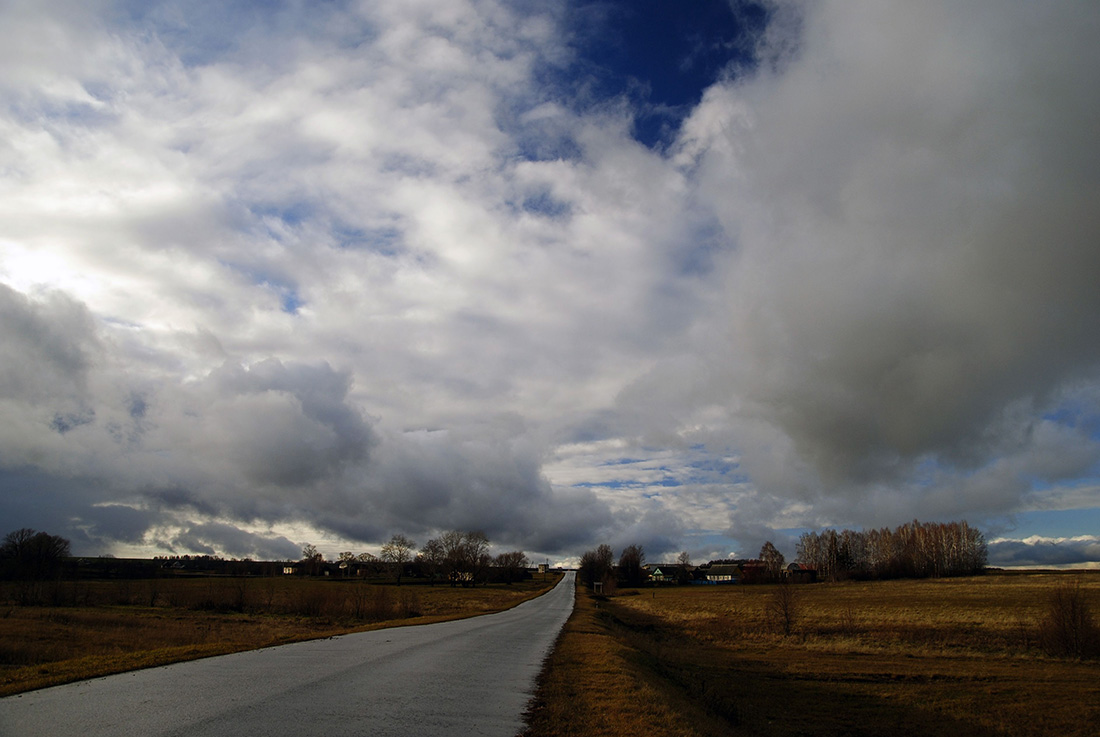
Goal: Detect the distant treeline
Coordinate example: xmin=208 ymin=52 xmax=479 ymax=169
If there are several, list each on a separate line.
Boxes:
xmin=796 ymin=519 xmax=987 ymax=581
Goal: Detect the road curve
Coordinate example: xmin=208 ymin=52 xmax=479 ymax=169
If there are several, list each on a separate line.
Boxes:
xmin=0 ymin=571 xmax=575 ymax=737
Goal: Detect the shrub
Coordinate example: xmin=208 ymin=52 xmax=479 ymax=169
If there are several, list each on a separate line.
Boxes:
xmin=1039 ymin=579 xmax=1098 ymax=659
xmin=766 ymin=584 xmax=800 ymax=636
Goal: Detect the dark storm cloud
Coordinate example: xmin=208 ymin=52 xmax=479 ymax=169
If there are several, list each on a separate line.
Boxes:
xmin=678 ymin=1 xmax=1100 ymax=516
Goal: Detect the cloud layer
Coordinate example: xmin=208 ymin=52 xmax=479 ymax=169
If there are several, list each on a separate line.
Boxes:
xmin=2 ymin=1 xmax=1099 ymax=563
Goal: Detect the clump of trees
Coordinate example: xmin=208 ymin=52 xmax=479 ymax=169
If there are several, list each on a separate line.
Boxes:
xmin=1 ymin=528 xmax=71 ymax=581
xmin=578 ymin=544 xmax=614 ymax=588
xmin=796 ymin=520 xmax=986 ymax=581
xmin=1 ymin=528 xmax=73 ymax=605
xmin=493 ymin=550 xmax=530 ymax=585
xmin=577 ymin=543 xmax=650 ymax=589
xmin=419 ymin=530 xmax=493 ymax=587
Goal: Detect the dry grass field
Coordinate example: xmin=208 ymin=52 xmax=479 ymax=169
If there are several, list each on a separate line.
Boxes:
xmin=524 ymin=572 xmax=1100 ymax=737
xmin=0 ymin=572 xmax=562 ymax=697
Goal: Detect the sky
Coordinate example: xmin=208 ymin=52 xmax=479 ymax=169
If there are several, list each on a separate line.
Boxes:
xmin=2 ymin=0 xmax=1099 ymax=568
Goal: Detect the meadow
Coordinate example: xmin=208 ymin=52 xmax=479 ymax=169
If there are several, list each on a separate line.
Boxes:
xmin=0 ymin=572 xmax=562 ymax=696
xmin=523 ymin=572 xmax=1100 ymax=737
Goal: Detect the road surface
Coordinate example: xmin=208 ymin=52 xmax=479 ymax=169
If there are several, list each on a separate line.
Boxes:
xmin=0 ymin=572 xmax=575 ymax=737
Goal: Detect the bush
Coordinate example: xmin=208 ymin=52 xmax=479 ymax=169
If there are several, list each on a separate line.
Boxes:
xmin=1039 ymin=579 xmax=1098 ymax=659
xmin=765 ymin=584 xmax=800 ymax=637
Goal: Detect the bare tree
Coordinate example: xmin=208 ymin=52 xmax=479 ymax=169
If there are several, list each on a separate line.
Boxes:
xmin=1040 ymin=579 xmax=1098 ymax=659
xmin=380 ymin=534 xmax=416 ymax=585
xmin=494 ymin=551 xmax=529 ymax=585
xmin=766 ymin=583 xmax=800 ymax=636
xmin=438 ymin=530 xmax=491 ymax=587
xmin=337 ymin=551 xmax=356 ymax=577
xmin=760 ymin=541 xmax=785 ymax=582
xmin=579 ymin=544 xmax=614 ymax=586
xmin=1 ymin=528 xmax=71 ymax=580
xmin=419 ymin=538 xmax=445 ymax=585
xmin=618 ymin=544 xmax=646 ymax=588
xmin=300 ymin=543 xmax=323 ymax=576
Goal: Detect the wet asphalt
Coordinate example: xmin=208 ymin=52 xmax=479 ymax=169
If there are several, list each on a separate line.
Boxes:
xmin=0 ymin=571 xmax=575 ymax=737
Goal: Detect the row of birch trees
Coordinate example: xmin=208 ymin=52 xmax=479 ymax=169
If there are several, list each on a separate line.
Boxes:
xmin=795 ymin=519 xmax=986 ymax=581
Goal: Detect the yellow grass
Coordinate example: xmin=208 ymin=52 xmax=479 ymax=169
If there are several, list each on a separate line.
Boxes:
xmin=0 ymin=573 xmax=561 ymax=696
xmin=525 ymin=573 xmax=1100 ymax=737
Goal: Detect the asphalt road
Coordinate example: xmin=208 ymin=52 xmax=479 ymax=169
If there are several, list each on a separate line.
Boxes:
xmin=0 ymin=571 xmax=575 ymax=737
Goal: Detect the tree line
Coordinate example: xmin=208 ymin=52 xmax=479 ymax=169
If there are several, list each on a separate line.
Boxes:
xmin=795 ymin=519 xmax=987 ymax=581
xmin=304 ymin=530 xmax=530 ymax=587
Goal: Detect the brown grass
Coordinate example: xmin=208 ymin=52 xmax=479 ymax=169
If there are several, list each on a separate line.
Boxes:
xmin=0 ymin=573 xmax=561 ymax=696
xmin=525 ymin=572 xmax=1100 ymax=737
xmin=523 ymin=587 xmax=731 ymax=737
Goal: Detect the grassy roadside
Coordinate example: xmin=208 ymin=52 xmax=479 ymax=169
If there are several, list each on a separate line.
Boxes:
xmin=524 ymin=574 xmax=1100 ymax=737
xmin=1 ymin=573 xmax=561 ymax=696
xmin=522 ymin=581 xmax=731 ymax=737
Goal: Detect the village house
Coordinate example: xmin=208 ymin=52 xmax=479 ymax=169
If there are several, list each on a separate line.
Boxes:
xmin=647 ymin=564 xmax=686 ymax=584
xmin=786 ymin=562 xmax=818 ymax=583
xmin=704 ymin=564 xmax=740 ymax=583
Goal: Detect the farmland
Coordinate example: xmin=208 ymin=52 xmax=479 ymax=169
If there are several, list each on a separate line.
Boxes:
xmin=523 ymin=572 xmax=1100 ymax=737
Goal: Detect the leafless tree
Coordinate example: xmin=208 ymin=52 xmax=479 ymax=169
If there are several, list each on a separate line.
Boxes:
xmin=579 ymin=544 xmax=614 ymax=587
xmin=760 ymin=541 xmax=786 ymax=581
xmin=618 ymin=544 xmax=646 ymax=587
xmin=300 ymin=543 xmax=324 ymax=576
xmin=380 ymin=534 xmax=416 ymax=585
xmin=1 ymin=528 xmax=72 ymax=603
xmin=419 ymin=538 xmax=445 ymax=585
xmin=796 ymin=520 xmax=987 ymax=581
xmin=767 ymin=583 xmax=800 ymax=637
xmin=1040 ymin=579 xmax=1098 ymax=659
xmin=494 ymin=551 xmax=529 ymax=585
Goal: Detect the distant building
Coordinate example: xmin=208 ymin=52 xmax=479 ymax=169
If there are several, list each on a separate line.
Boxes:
xmin=786 ymin=562 xmax=818 ymax=584
xmin=705 ymin=564 xmax=740 ymax=583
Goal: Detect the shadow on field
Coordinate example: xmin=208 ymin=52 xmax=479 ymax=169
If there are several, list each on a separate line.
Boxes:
xmin=596 ymin=597 xmax=1000 ymax=737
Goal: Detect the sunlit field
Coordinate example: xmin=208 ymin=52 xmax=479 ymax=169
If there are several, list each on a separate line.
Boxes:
xmin=524 ymin=572 xmax=1100 ymax=737
xmin=0 ymin=573 xmax=561 ymax=696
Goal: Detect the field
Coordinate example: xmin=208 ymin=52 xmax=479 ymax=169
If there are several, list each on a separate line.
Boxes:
xmin=523 ymin=572 xmax=1100 ymax=737
xmin=0 ymin=572 xmax=562 ymax=697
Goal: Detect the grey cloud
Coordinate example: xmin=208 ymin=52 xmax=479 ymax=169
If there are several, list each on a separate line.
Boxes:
xmin=198 ymin=359 xmax=375 ymax=487
xmin=357 ymin=430 xmax=615 ymax=554
xmin=608 ymin=507 xmax=685 ymax=561
xmin=988 ymin=537 xmax=1100 ymax=568
xmin=166 ymin=522 xmax=301 ymax=561
xmin=0 ymin=469 xmax=154 ymax=554
xmin=680 ymin=1 xmax=1100 ymax=511
xmin=0 ymin=284 xmax=98 ymax=403
xmin=4 ymin=1 xmax=1099 ymax=563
